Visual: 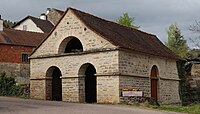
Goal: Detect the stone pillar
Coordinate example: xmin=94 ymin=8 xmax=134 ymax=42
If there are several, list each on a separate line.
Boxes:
xmin=30 ymin=79 xmax=46 ymax=100
xmin=45 ymin=77 xmax=52 ymax=100
xmin=97 ymin=75 xmax=120 ymax=103
xmin=78 ymin=75 xmax=85 ymax=103
xmin=62 ymin=77 xmax=80 ymax=102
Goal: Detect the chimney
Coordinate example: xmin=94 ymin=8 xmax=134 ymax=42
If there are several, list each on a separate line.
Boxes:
xmin=0 ymin=15 xmax=3 ymax=31
xmin=39 ymin=13 xmax=47 ymax=20
xmin=46 ymin=8 xmax=51 ymax=15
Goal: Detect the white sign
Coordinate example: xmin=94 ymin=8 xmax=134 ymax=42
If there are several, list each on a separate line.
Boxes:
xmin=122 ymin=91 xmax=143 ymax=97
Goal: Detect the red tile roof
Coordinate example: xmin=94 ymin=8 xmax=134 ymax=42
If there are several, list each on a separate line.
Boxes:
xmin=0 ymin=28 xmax=47 ymax=46
xmin=32 ymin=7 xmax=179 ymax=59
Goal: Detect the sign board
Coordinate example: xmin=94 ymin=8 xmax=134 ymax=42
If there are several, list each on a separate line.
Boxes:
xmin=122 ymin=91 xmax=143 ymax=97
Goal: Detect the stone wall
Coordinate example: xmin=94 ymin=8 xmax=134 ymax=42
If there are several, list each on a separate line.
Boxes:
xmin=30 ymin=8 xmax=181 ymax=105
xmin=119 ymin=76 xmax=150 ymax=97
xmin=0 ymin=62 xmax=30 ymax=84
xmin=97 ymin=76 xmax=119 ymax=103
xmin=189 ymin=64 xmax=200 ymax=88
xmin=31 ymin=9 xmax=116 ymax=58
xmin=182 ymin=63 xmax=200 ymax=105
xmin=119 ymin=50 xmax=181 ymax=105
xmin=47 ymin=8 xmax=63 ymax=25
xmin=30 ymin=50 xmax=120 ymax=103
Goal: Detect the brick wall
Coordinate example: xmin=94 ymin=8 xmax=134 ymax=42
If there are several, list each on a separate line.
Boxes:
xmin=0 ymin=44 xmax=34 ymax=84
xmin=0 ymin=44 xmax=33 ymax=63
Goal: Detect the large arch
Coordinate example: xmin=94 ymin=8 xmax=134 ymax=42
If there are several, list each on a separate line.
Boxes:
xmin=58 ymin=36 xmax=83 ymax=54
xmin=150 ymin=65 xmax=159 ymax=101
xmin=46 ymin=66 xmax=62 ymax=101
xmin=78 ymin=63 xmax=97 ymax=103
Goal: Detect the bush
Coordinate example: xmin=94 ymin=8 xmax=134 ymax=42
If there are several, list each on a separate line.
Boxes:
xmin=0 ymin=72 xmax=29 ymax=97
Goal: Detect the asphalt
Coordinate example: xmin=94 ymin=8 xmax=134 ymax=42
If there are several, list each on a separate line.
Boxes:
xmin=0 ymin=97 xmax=184 ymax=114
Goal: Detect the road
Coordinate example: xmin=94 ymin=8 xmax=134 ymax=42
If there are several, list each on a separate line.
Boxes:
xmin=0 ymin=97 xmax=183 ymax=114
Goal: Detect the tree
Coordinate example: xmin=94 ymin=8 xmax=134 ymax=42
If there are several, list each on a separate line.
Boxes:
xmin=189 ymin=20 xmax=200 ymax=48
xmin=165 ymin=23 xmax=188 ymax=57
xmin=117 ymin=13 xmax=140 ymax=29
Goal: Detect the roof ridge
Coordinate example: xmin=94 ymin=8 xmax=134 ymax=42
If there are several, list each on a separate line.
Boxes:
xmin=69 ymin=7 xmax=156 ymax=37
xmin=52 ymin=8 xmax=64 ymax=12
xmin=4 ymin=28 xmax=47 ymax=34
xmin=30 ymin=7 xmax=179 ymax=60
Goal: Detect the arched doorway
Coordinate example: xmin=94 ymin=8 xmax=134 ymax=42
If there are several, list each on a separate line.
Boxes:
xmin=150 ymin=65 xmax=158 ymax=101
xmin=79 ymin=63 xmax=97 ymax=103
xmin=58 ymin=36 xmax=83 ymax=54
xmin=46 ymin=66 xmax=62 ymax=101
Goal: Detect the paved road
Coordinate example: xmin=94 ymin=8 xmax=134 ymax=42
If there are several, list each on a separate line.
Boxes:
xmin=0 ymin=97 xmax=183 ymax=114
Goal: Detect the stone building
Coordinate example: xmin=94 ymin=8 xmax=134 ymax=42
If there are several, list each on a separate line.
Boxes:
xmin=46 ymin=8 xmax=64 ymax=25
xmin=30 ymin=7 xmax=181 ymax=105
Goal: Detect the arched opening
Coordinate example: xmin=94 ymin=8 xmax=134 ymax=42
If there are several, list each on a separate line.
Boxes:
xmin=59 ymin=36 xmax=83 ymax=54
xmin=46 ymin=66 xmax=62 ymax=101
xmin=79 ymin=63 xmax=97 ymax=103
xmin=150 ymin=65 xmax=158 ymax=101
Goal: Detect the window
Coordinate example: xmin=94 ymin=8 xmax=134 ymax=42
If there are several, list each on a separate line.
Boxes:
xmin=22 ymin=53 xmax=29 ymax=63
xmin=23 ymin=25 xmax=27 ymax=31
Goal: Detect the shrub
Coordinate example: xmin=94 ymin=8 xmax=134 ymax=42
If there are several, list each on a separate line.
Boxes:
xmin=0 ymin=72 xmax=29 ymax=97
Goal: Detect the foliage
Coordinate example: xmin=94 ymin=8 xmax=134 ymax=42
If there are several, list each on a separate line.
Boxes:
xmin=186 ymin=49 xmax=200 ymax=60
xmin=117 ymin=13 xmax=140 ymax=29
xmin=176 ymin=60 xmax=188 ymax=104
xmin=150 ymin=104 xmax=200 ymax=114
xmin=165 ymin=23 xmax=189 ymax=57
xmin=0 ymin=72 xmax=29 ymax=97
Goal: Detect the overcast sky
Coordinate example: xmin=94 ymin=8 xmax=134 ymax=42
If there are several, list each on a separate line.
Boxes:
xmin=0 ymin=0 xmax=200 ymax=47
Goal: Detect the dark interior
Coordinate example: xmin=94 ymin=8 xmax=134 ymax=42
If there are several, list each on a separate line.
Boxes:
xmin=52 ymin=68 xmax=62 ymax=101
xmin=64 ymin=38 xmax=83 ymax=53
xmin=85 ymin=64 xmax=97 ymax=103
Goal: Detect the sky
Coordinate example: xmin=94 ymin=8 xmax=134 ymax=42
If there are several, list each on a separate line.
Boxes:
xmin=0 ymin=0 xmax=200 ymax=48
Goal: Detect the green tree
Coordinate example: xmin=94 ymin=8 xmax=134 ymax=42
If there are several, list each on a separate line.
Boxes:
xmin=165 ymin=23 xmax=188 ymax=57
xmin=117 ymin=13 xmax=140 ymax=29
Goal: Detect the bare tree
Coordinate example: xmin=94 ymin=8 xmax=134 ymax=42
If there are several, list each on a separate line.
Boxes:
xmin=189 ymin=20 xmax=200 ymax=49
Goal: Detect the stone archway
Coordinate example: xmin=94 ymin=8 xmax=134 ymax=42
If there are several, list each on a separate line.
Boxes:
xmin=46 ymin=66 xmax=62 ymax=101
xmin=58 ymin=36 xmax=83 ymax=54
xmin=150 ymin=65 xmax=159 ymax=101
xmin=78 ymin=63 xmax=97 ymax=103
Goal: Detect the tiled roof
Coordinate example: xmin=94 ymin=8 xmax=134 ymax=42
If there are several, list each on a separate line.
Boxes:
xmin=12 ymin=16 xmax=54 ymax=33
xmin=70 ymin=8 xmax=179 ymax=59
xmin=32 ymin=7 xmax=179 ymax=59
xmin=0 ymin=28 xmax=47 ymax=46
xmin=53 ymin=8 xmax=65 ymax=15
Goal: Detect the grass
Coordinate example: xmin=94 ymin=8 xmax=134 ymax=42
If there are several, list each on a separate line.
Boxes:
xmin=148 ymin=104 xmax=200 ymax=114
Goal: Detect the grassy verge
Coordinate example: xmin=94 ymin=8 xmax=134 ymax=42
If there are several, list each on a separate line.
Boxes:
xmin=148 ymin=104 xmax=200 ymax=114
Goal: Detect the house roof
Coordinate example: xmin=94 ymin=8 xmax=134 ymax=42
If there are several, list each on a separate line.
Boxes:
xmin=53 ymin=8 xmax=64 ymax=15
xmin=0 ymin=28 xmax=47 ymax=46
xmin=32 ymin=7 xmax=179 ymax=59
xmin=12 ymin=16 xmax=54 ymax=33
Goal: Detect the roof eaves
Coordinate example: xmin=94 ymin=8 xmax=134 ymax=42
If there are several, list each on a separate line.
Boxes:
xmin=30 ymin=8 xmax=70 ymax=56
